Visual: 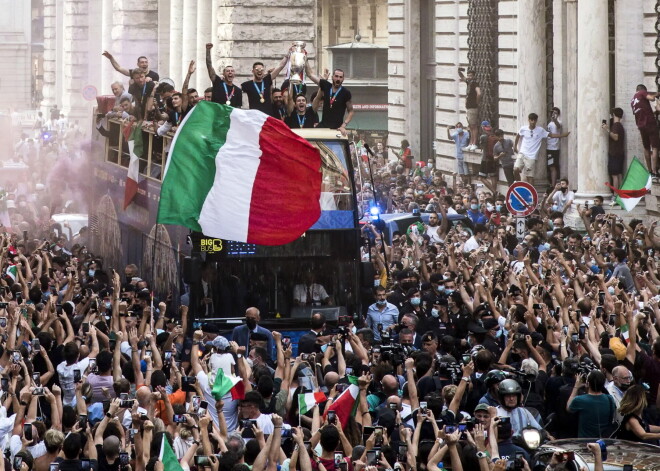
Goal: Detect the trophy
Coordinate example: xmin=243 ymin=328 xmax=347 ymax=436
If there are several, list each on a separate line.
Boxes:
xmin=288 ymin=41 xmax=307 ymax=84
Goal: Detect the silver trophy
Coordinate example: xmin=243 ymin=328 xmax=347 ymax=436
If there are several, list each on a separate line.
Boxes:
xmin=289 ymin=41 xmax=307 ymax=84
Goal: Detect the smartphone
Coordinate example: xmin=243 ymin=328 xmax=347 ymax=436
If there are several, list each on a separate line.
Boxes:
xmin=419 ymin=401 xmax=428 ymax=415
xmin=334 ymin=452 xmax=343 ymax=466
xmin=144 ymin=349 xmax=152 ymax=358
xmin=182 ymin=376 xmax=197 ymax=392
xmin=89 ymin=358 xmax=97 ymax=374
xmin=327 ymin=410 xmax=337 ymax=424
xmin=1 ymin=377 xmax=8 ymax=391
xmin=13 ymin=457 xmax=23 ymax=471
xmin=173 ymin=414 xmax=187 ymax=423
xmin=32 ymin=337 xmax=41 ymax=352
xmin=80 ymin=459 xmax=91 ymax=471
xmin=119 ymin=451 xmax=129 ymax=466
xmin=164 ymin=351 xmax=172 ymax=363
xmin=462 ymin=354 xmax=471 ymax=365
xmin=137 ymin=407 xmax=148 ymax=420
xmin=11 ymin=351 xmax=20 ymax=364
xmin=79 ymin=414 xmax=87 ymax=429
xmin=191 ymin=395 xmax=201 ymax=412
xmin=129 ymin=428 xmax=138 ymax=442
xmin=366 ymin=450 xmax=377 ymax=466
xmin=598 ymin=291 xmax=605 ymax=305
xmin=533 ymin=303 xmax=542 ymax=310
xmin=24 ymin=423 xmax=32 ymax=441
xmin=73 ymin=369 xmax=81 ymax=383
xmin=398 ymin=444 xmax=408 ymax=462
xmin=0 ymin=317 xmax=6 ymax=328
xmin=82 ymin=322 xmax=90 ymax=335
xmin=374 ymin=426 xmax=383 ymax=445
xmin=335 ymin=383 xmax=348 ymax=393
xmin=49 ymin=463 xmax=60 ymax=471
xmin=571 ymin=333 xmax=578 ymax=343
xmin=281 ymin=427 xmax=292 ymax=438
xmin=198 ymin=400 xmax=208 ymax=417
xmin=32 ymin=372 xmax=41 ymax=386
xmin=194 ymin=456 xmax=211 ymax=467
xmin=282 ymin=337 xmax=291 ymax=349
xmin=579 ymin=325 xmax=586 ymax=340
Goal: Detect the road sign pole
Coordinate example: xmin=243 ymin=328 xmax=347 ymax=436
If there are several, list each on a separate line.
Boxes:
xmin=516 ymin=217 xmax=526 ymax=241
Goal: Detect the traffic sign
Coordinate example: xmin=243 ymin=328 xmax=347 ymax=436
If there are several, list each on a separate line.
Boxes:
xmin=82 ymin=85 xmax=98 ymax=101
xmin=516 ymin=217 xmax=526 ymax=241
xmin=506 ymin=182 xmax=538 ymax=217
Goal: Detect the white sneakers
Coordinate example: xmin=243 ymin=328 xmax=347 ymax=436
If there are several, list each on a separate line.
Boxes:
xmin=461 ymin=145 xmax=478 ymax=152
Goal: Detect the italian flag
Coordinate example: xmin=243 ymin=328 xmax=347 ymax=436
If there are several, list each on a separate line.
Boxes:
xmin=159 ymin=433 xmax=183 ymax=471
xmin=157 ymin=101 xmax=322 ymax=245
xmin=123 ymin=123 xmax=143 ymax=210
xmin=607 ymin=157 xmax=651 ymax=211
xmin=324 ymin=376 xmax=360 ymax=428
xmin=298 ymin=391 xmax=327 ymax=415
xmin=5 ymin=265 xmax=17 ymax=283
xmin=211 ymin=368 xmax=245 ymax=400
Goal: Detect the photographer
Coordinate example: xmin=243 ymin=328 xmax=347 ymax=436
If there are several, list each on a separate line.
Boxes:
xmin=566 ymin=371 xmax=615 ymax=438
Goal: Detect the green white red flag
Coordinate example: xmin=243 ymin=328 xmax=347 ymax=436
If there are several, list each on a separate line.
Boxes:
xmin=157 ymin=101 xmax=322 ymax=245
xmin=606 ymin=157 xmax=651 ymax=211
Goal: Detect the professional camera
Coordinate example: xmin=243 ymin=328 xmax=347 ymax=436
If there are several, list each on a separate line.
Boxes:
xmin=434 ymin=356 xmax=463 ymax=383
xmin=577 ymin=357 xmax=598 ymax=376
xmin=507 ymin=370 xmax=537 ymax=384
xmin=380 ymin=344 xmax=412 ymax=364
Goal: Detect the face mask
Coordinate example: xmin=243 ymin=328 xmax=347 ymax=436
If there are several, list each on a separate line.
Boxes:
xmin=467 ymin=337 xmax=473 ymax=347
xmin=435 ymin=285 xmax=445 ymax=293
xmin=445 ymin=289 xmax=454 ymax=295
xmin=551 ymin=205 xmax=559 ymax=212
xmin=471 ymin=204 xmax=479 ymax=210
xmin=608 ymin=286 xmax=615 ymax=295
xmin=104 ymin=301 xmax=112 ymax=310
xmin=561 ymin=187 xmax=567 ymax=193
xmin=246 ymin=358 xmax=254 ymax=368
xmin=376 ymin=299 xmax=387 ymax=306
xmin=495 ymin=204 xmax=502 ymax=212
xmin=431 ymin=308 xmax=439 ymax=318
xmin=410 ymin=297 xmax=421 ymax=306
xmin=428 ymin=163 xmax=433 ymax=168
xmin=486 ymin=204 xmax=494 ymax=212
xmin=246 ymin=318 xmax=257 ymax=330
xmin=88 ymin=269 xmax=95 ymax=277
xmin=619 ymin=382 xmax=631 ymax=391
xmin=456 ymin=128 xmax=463 ymax=134
xmin=374 ymin=279 xmax=381 ymax=287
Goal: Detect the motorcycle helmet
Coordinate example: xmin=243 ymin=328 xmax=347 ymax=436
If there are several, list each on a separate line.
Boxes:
xmin=484 ymin=369 xmax=507 ymax=389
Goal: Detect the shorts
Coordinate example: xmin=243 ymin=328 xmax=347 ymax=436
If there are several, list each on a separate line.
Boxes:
xmin=547 ymin=149 xmax=560 ymax=168
xmin=514 ymin=153 xmax=537 ymax=176
xmin=639 ymin=124 xmax=660 ymax=150
xmin=456 ymin=158 xmax=469 ymax=175
xmin=479 ymin=156 xmax=496 ymax=177
xmin=608 ymin=153 xmax=625 ymax=175
xmin=466 ymin=108 xmax=480 ymax=127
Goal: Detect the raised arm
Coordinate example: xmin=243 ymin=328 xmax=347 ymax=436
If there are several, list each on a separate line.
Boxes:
xmin=269 ymin=50 xmax=291 ymax=81
xmin=305 ymin=62 xmax=321 ymax=85
xmin=181 ymin=60 xmax=196 ymax=111
xmin=205 ymin=43 xmax=217 ymax=82
xmin=102 ymin=51 xmax=130 ymax=76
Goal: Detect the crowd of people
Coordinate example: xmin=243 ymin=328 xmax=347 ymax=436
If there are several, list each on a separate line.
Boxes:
xmin=2 ymin=40 xmax=660 ymax=471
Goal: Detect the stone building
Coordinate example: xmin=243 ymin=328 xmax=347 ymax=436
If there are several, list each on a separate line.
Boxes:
xmin=388 ymin=0 xmax=659 ymax=216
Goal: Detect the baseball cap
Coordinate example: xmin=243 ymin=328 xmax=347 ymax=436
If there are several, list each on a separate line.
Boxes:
xmin=474 ymin=403 xmax=489 ymax=413
xmin=481 ymin=120 xmax=492 ymax=130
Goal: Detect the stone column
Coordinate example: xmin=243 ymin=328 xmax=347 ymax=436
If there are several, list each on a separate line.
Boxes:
xmin=614 ymin=0 xmax=644 ymax=168
xmin=41 ymin=0 xmax=58 ymax=112
xmin=169 ymin=0 xmax=183 ymax=86
xmin=575 ymin=0 xmax=609 ymax=198
xmin=516 ymin=0 xmax=546 ymax=184
xmin=158 ymin=0 xmax=171 ymax=80
xmin=61 ymin=0 xmax=91 ymax=133
xmin=215 ymin=0 xmax=315 ymax=86
xmin=111 ymin=0 xmax=158 ymax=80
xmin=181 ymin=1 xmax=197 ymax=83
xmin=196 ymin=0 xmax=213 ymax=92
xmin=101 ymin=0 xmax=114 ymax=93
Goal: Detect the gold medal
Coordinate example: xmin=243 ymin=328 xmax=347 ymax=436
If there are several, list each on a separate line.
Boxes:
xmin=260 ymin=97 xmax=265 ymax=103
xmin=226 ymin=100 xmax=231 ymax=105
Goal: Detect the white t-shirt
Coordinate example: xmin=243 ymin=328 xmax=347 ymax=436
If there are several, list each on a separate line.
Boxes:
xmin=195 ymin=370 xmax=239 ymax=431
xmin=57 ymin=356 xmax=91 ymax=406
xmin=209 ymin=352 xmax=236 ymax=378
xmin=463 ymin=236 xmax=481 ymax=253
xmin=425 ymin=225 xmax=443 ymax=244
xmin=546 ymin=121 xmax=560 ymax=150
xmin=518 ymin=126 xmax=550 ymax=159
xmin=552 ymin=190 xmax=574 ymax=210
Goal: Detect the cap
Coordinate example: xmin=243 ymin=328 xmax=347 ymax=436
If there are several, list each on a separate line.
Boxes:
xmin=481 ymin=120 xmax=492 ymax=130
xmin=211 ymin=335 xmax=230 ymax=351
xmin=474 ymin=403 xmax=490 ymax=413
xmin=482 ymin=318 xmax=499 ymax=330
xmin=467 ymin=322 xmax=487 ymax=335
xmin=421 ymin=332 xmax=438 ymax=343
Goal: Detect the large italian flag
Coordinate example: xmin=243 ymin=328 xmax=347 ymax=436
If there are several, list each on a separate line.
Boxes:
xmin=324 ymin=376 xmax=360 ymax=428
xmin=123 ymin=123 xmax=143 ymax=210
xmin=608 ymin=157 xmax=652 ymax=212
xmin=157 ymin=101 xmax=322 ymax=245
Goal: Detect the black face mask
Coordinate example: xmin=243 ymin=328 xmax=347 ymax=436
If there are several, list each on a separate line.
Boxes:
xmin=619 ymin=382 xmax=631 ymax=392
xmin=246 ymin=318 xmax=257 ymax=330
xmin=561 ymin=187 xmax=568 ymax=193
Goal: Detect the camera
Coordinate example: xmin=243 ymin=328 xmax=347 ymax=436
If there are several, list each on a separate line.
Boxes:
xmin=181 ymin=376 xmax=197 ymax=392
xmin=435 ymin=358 xmax=463 ymax=383
xmin=578 ymin=357 xmax=598 ymax=376
xmin=32 ymin=387 xmax=44 ymax=396
xmin=194 ymin=456 xmax=211 ymax=467
xmin=173 ymin=414 xmax=187 ymax=424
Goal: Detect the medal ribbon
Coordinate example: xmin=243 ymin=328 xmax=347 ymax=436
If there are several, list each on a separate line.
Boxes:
xmin=297 ymin=113 xmax=306 ymax=128
xmin=329 ymin=86 xmax=342 ymax=107
xmin=223 ymin=82 xmax=235 ymax=102
xmin=253 ymin=81 xmax=265 ymax=101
